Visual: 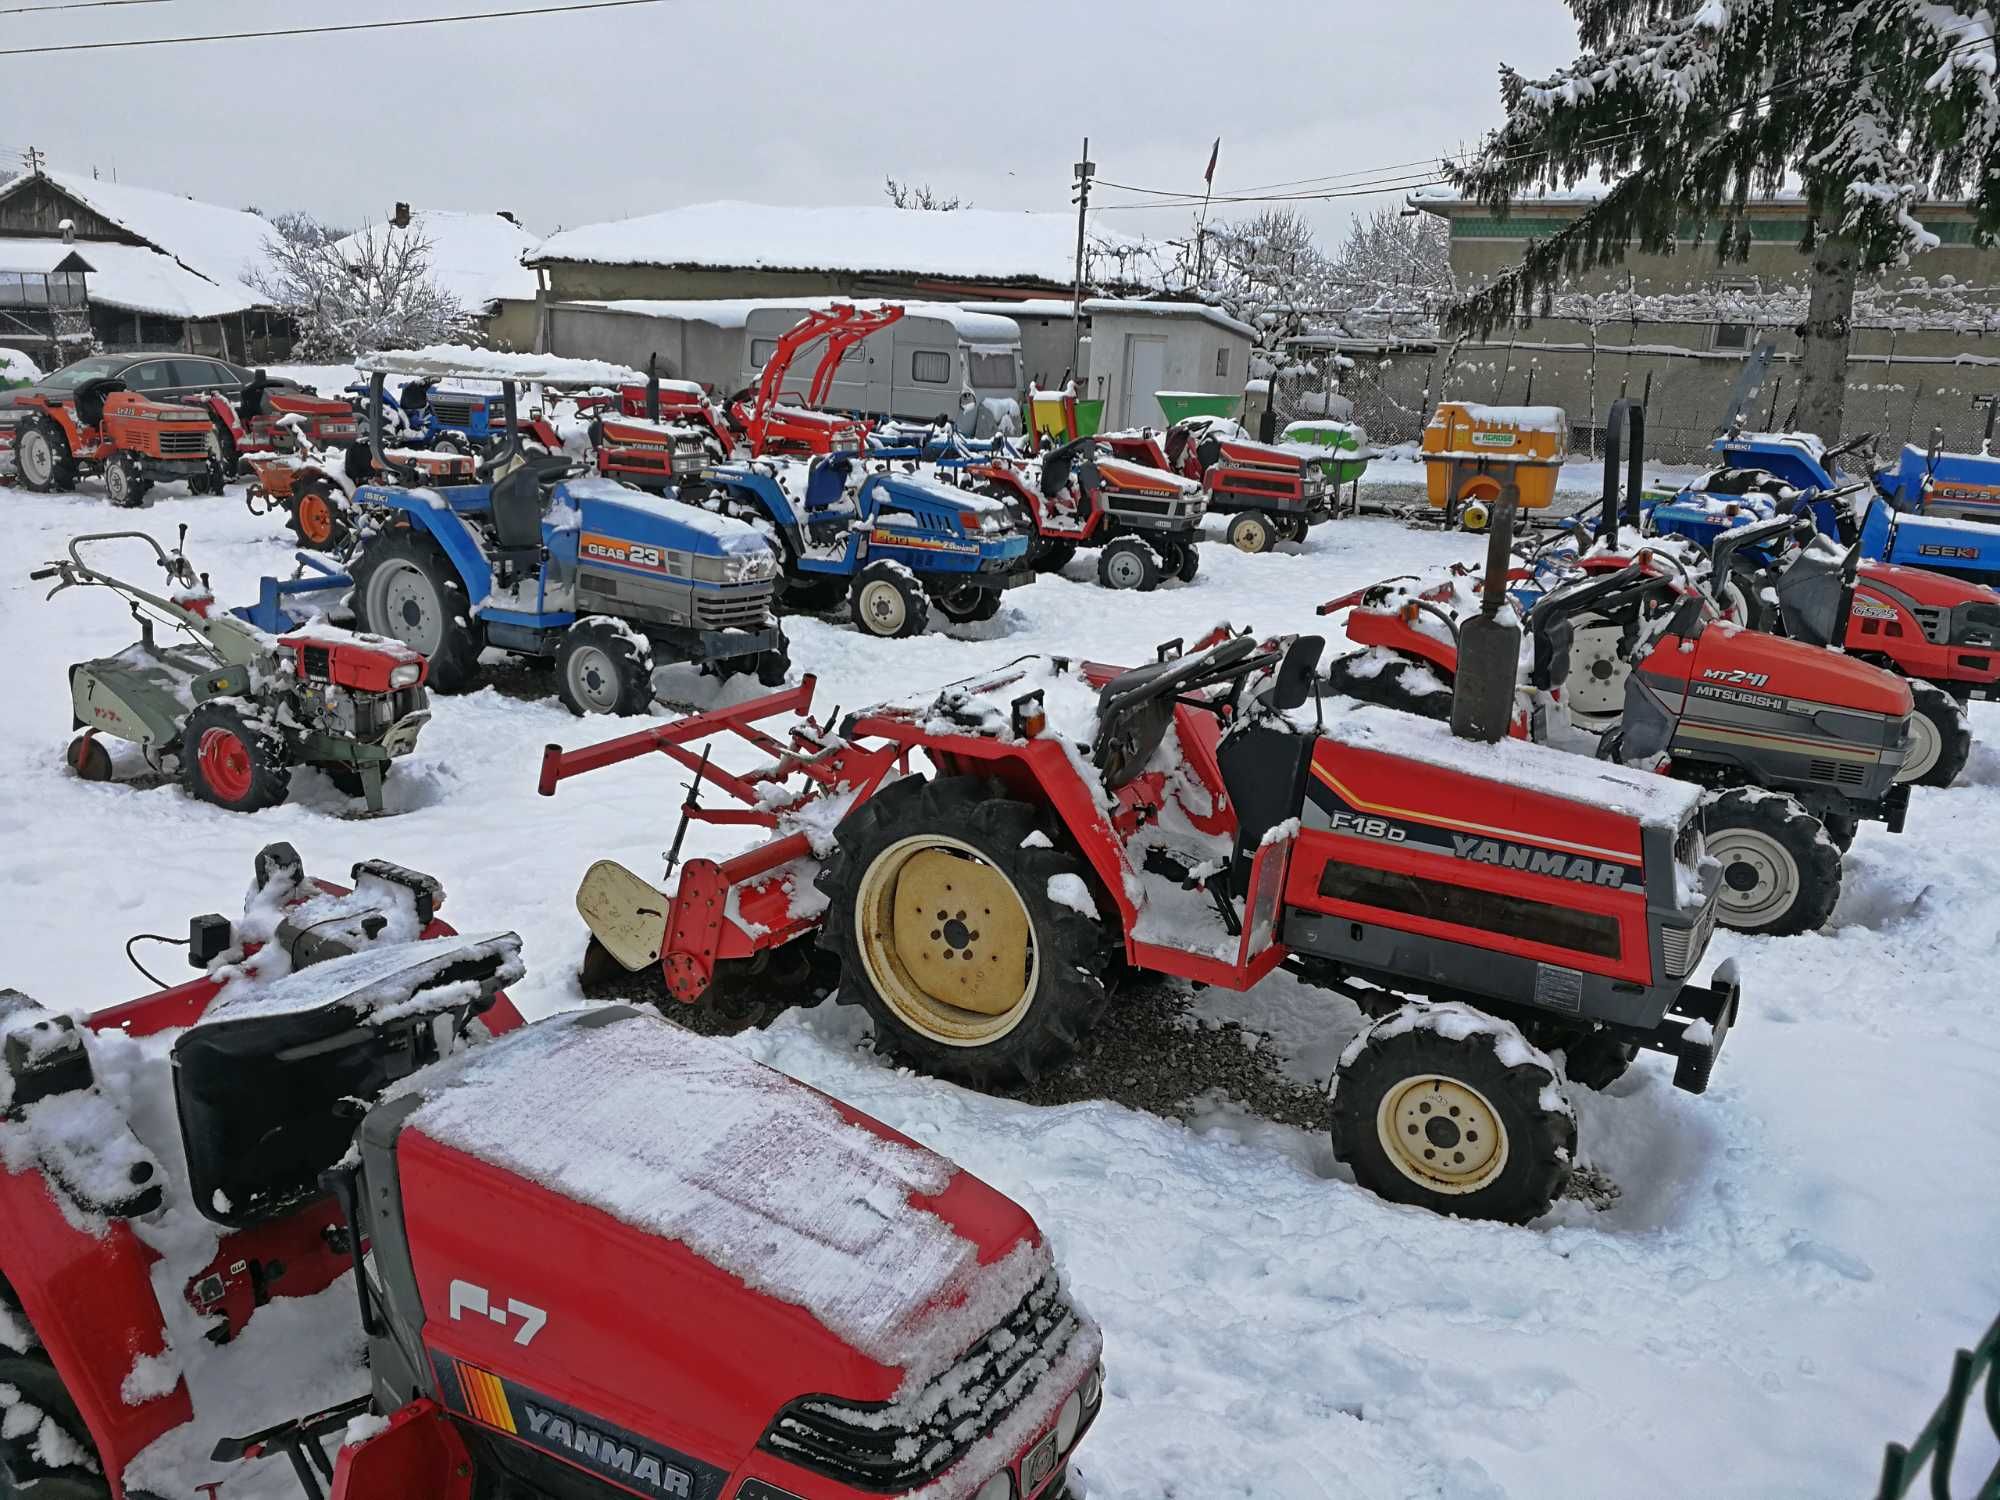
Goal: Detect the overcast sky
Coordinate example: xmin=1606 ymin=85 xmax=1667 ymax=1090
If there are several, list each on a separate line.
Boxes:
xmin=1 ymin=0 xmax=1581 ymax=247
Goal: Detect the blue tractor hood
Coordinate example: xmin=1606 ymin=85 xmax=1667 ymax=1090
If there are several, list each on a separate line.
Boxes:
xmin=552 ymin=474 xmax=774 ymax=561
xmin=1711 ymin=432 xmax=1838 ymax=492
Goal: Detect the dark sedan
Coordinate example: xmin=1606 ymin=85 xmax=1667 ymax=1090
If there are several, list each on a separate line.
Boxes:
xmin=0 ymin=352 xmax=283 ymax=428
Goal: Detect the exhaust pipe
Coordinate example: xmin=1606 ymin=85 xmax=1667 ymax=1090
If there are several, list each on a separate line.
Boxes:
xmin=1451 ymin=490 xmax=1521 ymax=744
xmin=1596 ymin=397 xmax=1645 ymax=546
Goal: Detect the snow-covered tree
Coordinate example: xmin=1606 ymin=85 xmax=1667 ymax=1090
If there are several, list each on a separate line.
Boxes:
xmin=1186 ymin=208 xmax=1344 ymax=377
xmin=251 ymin=213 xmax=475 ymax=360
xmin=884 ymin=177 xmax=967 ymax=210
xmin=1446 ymin=2 xmax=2000 ymax=436
xmin=1334 ymin=205 xmax=1454 ymax=293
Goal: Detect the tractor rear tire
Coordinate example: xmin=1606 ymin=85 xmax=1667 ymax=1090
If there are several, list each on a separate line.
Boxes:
xmin=1096 ymin=536 xmax=1161 ymax=591
xmin=782 ymin=572 xmax=852 ymax=613
xmin=1900 ymin=680 xmax=1972 ymax=788
xmin=936 ymin=583 xmax=1002 ymax=623
xmin=351 ymin=531 xmax=484 ymax=692
xmin=180 ymin=700 xmax=292 ymax=813
xmin=817 ymin=775 xmax=1110 ymax=1088
xmin=850 ymin=562 xmax=930 ymax=639
xmin=1322 ymin=651 xmax=1453 ymax=722
xmin=13 ymin=417 xmax=77 ymax=494
xmin=1032 ymin=540 xmax=1078 ymax=574
xmin=287 ymin=478 xmax=349 ymax=551
xmin=556 ymin=617 xmax=655 ymax=717
xmin=0 ymin=1333 xmax=110 ymax=1500
xmin=1227 ymin=510 xmax=1277 ymax=554
xmin=1700 ymin=787 xmax=1842 ymax=936
xmin=1331 ymin=1008 xmax=1575 ymax=1223
xmin=208 ymin=419 xmax=239 ymax=479
xmin=1167 ymin=539 xmax=1200 ymax=582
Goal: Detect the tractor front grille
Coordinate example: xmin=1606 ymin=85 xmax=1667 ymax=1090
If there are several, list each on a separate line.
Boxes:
xmin=1807 ymin=758 xmax=1870 ymax=786
xmin=1660 ymin=897 xmax=1717 ymax=979
xmin=430 ymin=397 xmax=478 ymax=427
xmin=1110 ymin=493 xmax=1201 ymax=521
xmin=762 ymin=1271 xmax=1082 ymax=1490
xmin=156 ymin=429 xmax=210 ymax=456
xmin=692 ymin=583 xmax=775 ymax=629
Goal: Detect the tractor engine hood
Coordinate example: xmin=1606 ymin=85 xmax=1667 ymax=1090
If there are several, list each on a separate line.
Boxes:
xmin=374 ymin=1008 xmax=1069 ymax=1451
xmin=555 ymin=474 xmax=780 ymax=578
xmin=1859 ymin=558 xmax=2000 ymax=609
xmin=1699 ymin=619 xmax=1916 ymax=718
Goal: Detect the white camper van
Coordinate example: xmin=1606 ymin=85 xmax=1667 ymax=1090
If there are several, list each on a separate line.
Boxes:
xmin=544 ymin=297 xmax=1024 ymax=435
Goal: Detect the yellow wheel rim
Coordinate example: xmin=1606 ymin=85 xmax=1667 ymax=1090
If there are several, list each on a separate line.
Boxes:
xmin=1376 ymin=1073 xmax=1509 ymax=1195
xmin=1232 ymin=518 xmax=1268 ymax=552
xmin=855 ymin=834 xmax=1037 ymax=1046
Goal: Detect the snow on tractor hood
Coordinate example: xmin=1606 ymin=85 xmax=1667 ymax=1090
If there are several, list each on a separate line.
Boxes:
xmin=393 ymin=1007 xmax=1051 ymax=1383
xmin=557 ymin=474 xmax=774 ymax=558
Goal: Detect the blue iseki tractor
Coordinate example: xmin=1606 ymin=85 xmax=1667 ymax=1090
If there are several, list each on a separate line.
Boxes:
xmin=703 ymin=451 xmax=1037 ymax=638
xmin=342 ymin=352 xmax=789 ymax=716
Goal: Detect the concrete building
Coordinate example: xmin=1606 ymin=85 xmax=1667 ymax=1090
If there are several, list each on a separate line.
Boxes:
xmin=0 ymin=167 xmax=281 ymax=364
xmin=1365 ymin=191 xmax=2000 ymax=461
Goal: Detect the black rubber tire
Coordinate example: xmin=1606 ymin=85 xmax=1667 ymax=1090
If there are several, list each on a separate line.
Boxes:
xmin=103 ymin=457 xmax=148 ymax=509
xmin=1032 ymin=540 xmax=1078 ymax=574
xmin=209 ymin=417 xmax=240 ymax=478
xmin=285 ymin=477 xmax=350 ymax=551
xmin=1700 ymin=787 xmax=1842 ymax=936
xmin=1322 ymin=651 xmax=1453 ymax=722
xmin=1906 ymin=680 xmax=1973 ymax=789
xmin=1171 ymin=540 xmax=1200 ymax=582
xmin=555 ymin=617 xmax=656 ymax=717
xmin=936 ymin=583 xmax=1001 ymax=623
xmin=13 ymin=416 xmax=77 ymax=494
xmin=1331 ymin=1012 xmax=1576 ymax=1223
xmin=1096 ymin=536 xmax=1161 ymax=591
xmin=1818 ymin=805 xmax=1859 ymax=852
xmin=0 ymin=1351 xmax=109 ymax=1498
xmin=817 ymin=775 xmax=1110 ymax=1088
xmin=1557 ymin=1029 xmax=1638 ymax=1092
xmin=782 ymin=572 xmax=853 ymax=613
xmin=350 ymin=530 xmax=484 ymax=692
xmin=1227 ymin=510 xmax=1277 ymax=554
xmin=756 ymin=640 xmax=792 ymax=687
xmin=849 ymin=561 xmax=930 ymax=639
xmin=179 ymin=699 xmax=292 ymax=813
xmin=1279 ymin=512 xmax=1310 ymax=543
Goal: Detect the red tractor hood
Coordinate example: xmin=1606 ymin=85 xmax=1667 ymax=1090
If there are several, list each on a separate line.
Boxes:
xmin=1698 ymin=620 xmax=1916 ymax=716
xmin=1211 ymin=432 xmax=1305 ymax=470
xmin=1859 ymin=558 xmax=1998 ymax=608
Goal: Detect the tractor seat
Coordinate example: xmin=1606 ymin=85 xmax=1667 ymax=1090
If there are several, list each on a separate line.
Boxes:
xmin=1039 ymin=438 xmax=1092 ymax=499
xmin=804 ymin=454 xmax=855 ymax=511
xmin=487 ymin=455 xmax=570 ymax=568
xmin=237 ymin=374 xmax=274 ymax=425
xmin=1092 ymin=635 xmax=1259 ymax=789
xmin=74 ymin=376 xmax=127 ymax=429
xmin=173 ymin=932 xmax=519 ymax=1229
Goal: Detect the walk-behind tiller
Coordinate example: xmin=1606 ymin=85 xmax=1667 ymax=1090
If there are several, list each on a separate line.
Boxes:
xmin=546 ymin=617 xmax=1743 ymax=1225
xmin=34 ymin=529 xmax=430 ymax=812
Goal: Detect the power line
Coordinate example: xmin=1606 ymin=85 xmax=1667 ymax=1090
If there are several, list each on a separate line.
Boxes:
xmin=0 ymin=0 xmax=670 ymax=56
xmin=0 ymin=0 xmax=179 ymax=17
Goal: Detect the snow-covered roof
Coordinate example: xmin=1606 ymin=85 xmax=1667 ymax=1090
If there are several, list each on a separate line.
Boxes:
xmin=0 ymin=235 xmax=261 ymax=318
xmin=567 ymin=295 xmax=1022 ymax=343
xmin=334 ymin=211 xmax=539 ymax=309
xmin=361 ymin=344 xmax=643 ymax=383
xmin=398 ymin=1007 xmax=1048 ymax=1374
xmin=530 ymin=200 xmax=1140 ymax=286
xmin=1083 ymin=297 xmax=1256 ymax=339
xmin=37 ymin=166 xmax=276 ymax=290
xmin=959 ymin=298 xmax=1081 ymax=319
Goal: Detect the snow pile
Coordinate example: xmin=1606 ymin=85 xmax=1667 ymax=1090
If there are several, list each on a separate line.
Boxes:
xmin=0 ymin=346 xmax=43 ymax=385
xmin=1451 ymin=403 xmax=1567 ymax=434
xmin=573 ymin=295 xmax=1023 ymax=345
xmin=360 ymin=346 xmax=644 ymax=385
xmin=399 ymin=1008 xmax=1051 ymax=1380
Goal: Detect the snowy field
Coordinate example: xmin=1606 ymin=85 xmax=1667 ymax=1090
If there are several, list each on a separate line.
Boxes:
xmin=4 ymin=427 xmax=1997 ymax=1498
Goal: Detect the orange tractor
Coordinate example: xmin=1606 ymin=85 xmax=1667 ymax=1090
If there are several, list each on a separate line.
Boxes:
xmin=10 ymin=376 xmax=223 ymax=505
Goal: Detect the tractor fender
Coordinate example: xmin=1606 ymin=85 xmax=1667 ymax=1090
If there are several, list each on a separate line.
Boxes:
xmin=710 ymin=471 xmax=808 ymax=559
xmin=0 ymin=1151 xmax=189 ymax=1488
xmin=363 ymin=489 xmax=497 ymax=613
xmin=1345 ymin=607 xmax=1461 ymax=678
xmin=330 ymin=1397 xmax=473 ymax=1500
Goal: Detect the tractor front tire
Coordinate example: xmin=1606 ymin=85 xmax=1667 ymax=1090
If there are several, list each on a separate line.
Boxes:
xmin=1096 ymin=535 xmax=1161 ymax=591
xmin=818 ymin=775 xmax=1110 ymax=1088
xmin=782 ymin=572 xmax=853 ymax=614
xmin=1033 ymin=540 xmax=1078 ymax=574
xmin=1166 ymin=539 xmax=1201 ymax=582
xmin=0 ymin=1281 xmax=110 ymax=1500
xmin=351 ymin=531 xmax=484 ymax=692
xmin=850 ymin=562 xmax=930 ymax=639
xmin=103 ymin=456 xmax=149 ymax=509
xmin=1900 ymin=680 xmax=1973 ymax=788
xmin=1331 ymin=1007 xmax=1575 ymax=1223
xmin=13 ymin=417 xmax=77 ymax=494
xmin=556 ymin=617 xmax=656 ymax=717
xmin=287 ymin=478 xmax=349 ymax=551
xmin=180 ymin=700 xmax=291 ymax=813
xmin=936 ymin=582 xmax=1002 ymax=623
xmin=1227 ymin=510 xmax=1277 ymax=554
xmin=1701 ymin=787 xmax=1842 ymax=936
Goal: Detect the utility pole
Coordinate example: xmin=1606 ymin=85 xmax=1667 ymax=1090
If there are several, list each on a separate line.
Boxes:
xmin=1069 ymin=138 xmax=1094 ymax=388
xmin=24 ymin=146 xmax=44 ymax=176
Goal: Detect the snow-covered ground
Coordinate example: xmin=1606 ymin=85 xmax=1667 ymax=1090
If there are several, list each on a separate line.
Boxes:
xmin=4 ymin=440 xmax=1996 ymax=1497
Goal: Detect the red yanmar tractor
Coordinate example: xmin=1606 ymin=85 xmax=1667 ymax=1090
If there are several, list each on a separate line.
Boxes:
xmin=732 ymin=304 xmax=904 ymax=459
xmin=191 ymin=372 xmax=361 ymax=478
xmin=545 ymin=628 xmax=1741 ymax=1225
xmin=11 ymin=378 xmax=224 ymax=505
xmin=0 ymin=843 xmax=1103 ymax=1500
xmin=588 ymin=357 xmax=738 ymax=494
xmin=1319 ymin=401 xmax=1917 ymax=937
xmin=1161 ymin=418 xmax=1329 ymax=554
xmin=965 ymin=436 xmax=1208 ymax=589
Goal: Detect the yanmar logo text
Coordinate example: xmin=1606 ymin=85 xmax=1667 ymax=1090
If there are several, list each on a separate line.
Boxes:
xmin=520 ymin=1404 xmax=697 ymax=1497
xmin=1450 ymin=833 xmax=1629 ymax=888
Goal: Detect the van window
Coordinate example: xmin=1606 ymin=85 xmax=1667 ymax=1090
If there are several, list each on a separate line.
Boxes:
xmin=1215 ymin=346 xmax=1231 ymax=379
xmin=750 ymin=338 xmax=778 ymax=368
xmin=967 ymin=349 xmax=1016 ymax=390
xmin=912 ymin=350 xmax=951 ymax=385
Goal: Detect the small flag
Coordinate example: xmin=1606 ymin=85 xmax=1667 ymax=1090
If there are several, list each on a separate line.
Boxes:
xmin=1204 ymin=137 xmax=1221 ymax=186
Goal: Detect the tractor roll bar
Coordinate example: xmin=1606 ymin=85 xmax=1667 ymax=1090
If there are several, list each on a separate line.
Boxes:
xmin=1597 ymin=397 xmax=1647 ymax=545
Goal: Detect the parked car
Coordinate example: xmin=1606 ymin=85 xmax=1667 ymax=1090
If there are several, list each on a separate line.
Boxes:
xmin=0 ymin=351 xmax=285 ymax=433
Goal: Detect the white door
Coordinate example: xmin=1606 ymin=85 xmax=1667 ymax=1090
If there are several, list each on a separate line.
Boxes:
xmin=1122 ymin=335 xmax=1169 ymax=428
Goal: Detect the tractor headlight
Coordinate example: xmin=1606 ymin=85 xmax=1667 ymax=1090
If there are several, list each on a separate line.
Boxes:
xmin=1054 ymin=1389 xmax=1083 ymax=1454
xmin=389 ymin=662 xmax=422 ymax=688
xmin=728 ymin=550 xmax=779 ymax=583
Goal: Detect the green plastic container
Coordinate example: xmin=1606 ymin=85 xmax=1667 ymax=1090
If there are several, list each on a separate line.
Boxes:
xmin=1074 ymin=398 xmax=1104 ymax=437
xmin=1281 ymin=419 xmax=1372 ymax=485
xmin=1154 ymin=391 xmax=1240 ymax=425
